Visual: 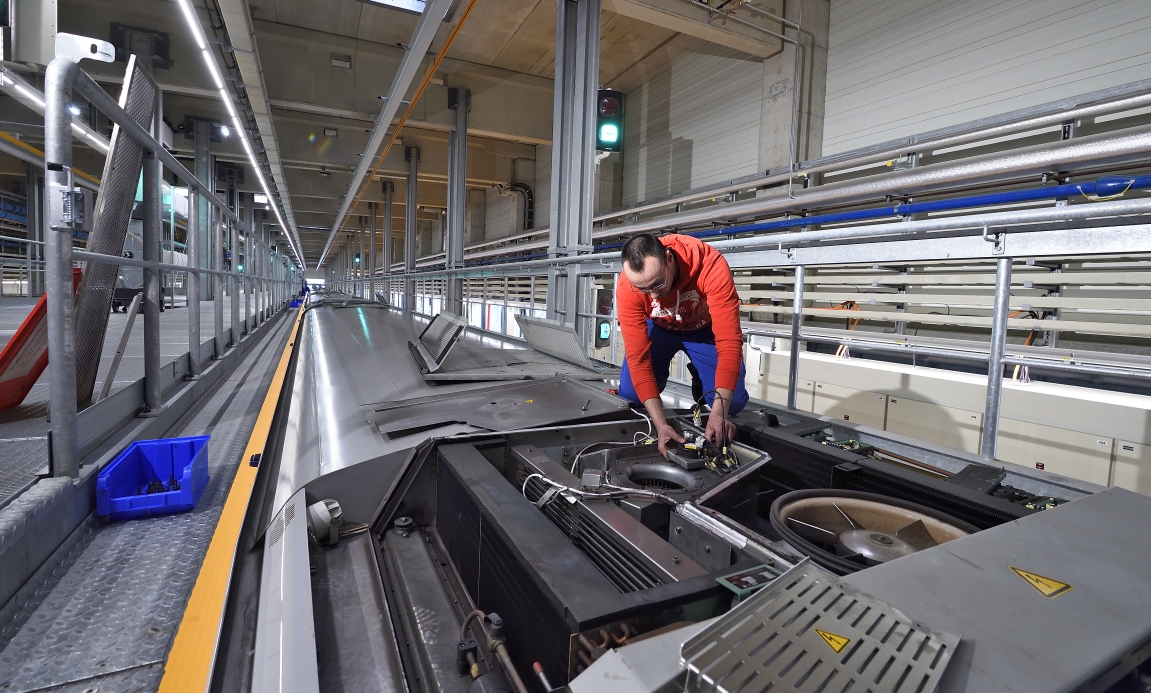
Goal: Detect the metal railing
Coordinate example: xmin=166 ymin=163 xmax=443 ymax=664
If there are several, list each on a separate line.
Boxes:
xmin=44 ymin=58 xmax=300 ymax=478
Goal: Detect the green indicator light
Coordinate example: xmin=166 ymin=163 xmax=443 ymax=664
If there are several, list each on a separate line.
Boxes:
xmin=599 ymin=124 xmax=619 ymax=144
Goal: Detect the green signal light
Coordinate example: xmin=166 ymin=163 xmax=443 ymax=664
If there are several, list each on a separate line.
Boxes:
xmin=599 ymin=123 xmax=619 ymax=144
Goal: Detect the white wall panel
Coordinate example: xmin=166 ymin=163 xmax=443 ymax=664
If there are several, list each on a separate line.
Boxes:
xmin=622 ymin=47 xmax=763 ymax=206
xmin=824 ymin=0 xmax=1151 ymax=155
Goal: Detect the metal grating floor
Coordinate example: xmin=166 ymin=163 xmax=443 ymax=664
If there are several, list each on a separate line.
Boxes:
xmin=681 ymin=559 xmax=959 ymax=693
xmin=0 ymin=312 xmax=292 ymax=693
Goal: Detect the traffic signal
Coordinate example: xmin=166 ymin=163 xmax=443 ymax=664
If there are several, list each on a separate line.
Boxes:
xmin=596 ymin=90 xmax=624 ymax=152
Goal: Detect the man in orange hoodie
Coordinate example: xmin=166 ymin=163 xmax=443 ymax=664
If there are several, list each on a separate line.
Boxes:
xmin=617 ymin=233 xmax=748 ymax=458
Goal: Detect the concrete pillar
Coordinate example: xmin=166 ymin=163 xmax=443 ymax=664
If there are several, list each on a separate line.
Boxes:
xmin=404 ymin=146 xmax=420 ymax=310
xmin=758 ymin=0 xmax=829 ymax=172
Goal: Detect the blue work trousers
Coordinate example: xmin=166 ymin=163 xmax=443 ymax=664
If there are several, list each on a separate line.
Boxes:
xmin=619 ymin=322 xmax=749 ymax=414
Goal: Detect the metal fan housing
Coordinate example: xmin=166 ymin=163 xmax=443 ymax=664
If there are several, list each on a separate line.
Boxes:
xmin=770 ymin=489 xmax=978 ymax=574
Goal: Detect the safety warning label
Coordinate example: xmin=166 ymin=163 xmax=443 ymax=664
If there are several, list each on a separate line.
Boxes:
xmin=1010 ymin=566 xmax=1073 ymax=599
xmin=814 ymin=628 xmax=851 ymax=654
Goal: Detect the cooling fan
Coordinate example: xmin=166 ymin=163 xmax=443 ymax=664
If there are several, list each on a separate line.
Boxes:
xmin=770 ymin=489 xmax=978 ymax=574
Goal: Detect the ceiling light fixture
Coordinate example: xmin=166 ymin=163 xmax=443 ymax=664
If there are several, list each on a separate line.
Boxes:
xmin=173 ymin=0 xmax=302 ymax=266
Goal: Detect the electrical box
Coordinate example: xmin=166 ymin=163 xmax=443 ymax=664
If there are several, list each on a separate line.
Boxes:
xmin=813 ymin=382 xmax=888 ymax=430
xmin=996 ymin=418 xmax=1113 ymax=486
xmin=762 ymin=372 xmax=814 ymax=411
xmin=1112 ymin=440 xmax=1151 ymax=496
xmin=886 ymin=397 xmax=983 ymax=454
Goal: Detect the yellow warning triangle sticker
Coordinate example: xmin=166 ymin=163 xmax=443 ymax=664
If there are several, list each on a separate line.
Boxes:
xmin=1010 ymin=566 xmax=1073 ymax=599
xmin=814 ymin=628 xmax=851 ymax=654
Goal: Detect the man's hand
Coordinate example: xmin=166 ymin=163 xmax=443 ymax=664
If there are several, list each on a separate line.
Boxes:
xmin=642 ymin=397 xmax=684 ymax=459
xmin=704 ymin=387 xmax=736 ymax=448
xmin=705 ymin=414 xmax=737 ymax=449
xmin=655 ymin=421 xmax=686 ymax=459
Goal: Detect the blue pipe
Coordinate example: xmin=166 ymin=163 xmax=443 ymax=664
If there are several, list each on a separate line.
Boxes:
xmin=439 ymin=175 xmax=1150 ymax=272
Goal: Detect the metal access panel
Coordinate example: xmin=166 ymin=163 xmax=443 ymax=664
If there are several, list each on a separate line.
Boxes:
xmin=681 ymin=558 xmax=959 ymax=693
xmin=361 ymin=378 xmax=629 ymax=439
xmin=73 ymin=54 xmax=158 ymax=405
xmin=844 ymin=487 xmax=1151 ymax=692
xmin=407 ymin=310 xmax=467 ymax=373
xmin=515 ymin=315 xmax=599 ymax=369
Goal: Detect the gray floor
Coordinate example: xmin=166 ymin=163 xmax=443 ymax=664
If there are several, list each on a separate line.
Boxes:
xmin=0 ymin=296 xmax=249 ymax=509
xmin=0 ymin=311 xmax=292 ymax=693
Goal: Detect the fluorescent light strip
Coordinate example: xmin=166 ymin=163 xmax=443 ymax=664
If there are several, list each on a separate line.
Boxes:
xmin=174 ymin=0 xmax=302 ymax=266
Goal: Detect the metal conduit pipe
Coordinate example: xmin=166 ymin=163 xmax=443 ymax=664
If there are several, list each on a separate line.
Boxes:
xmin=585 ymin=80 xmax=1151 ymax=225
xmin=742 ymin=328 xmax=1151 ymax=383
xmin=708 ymin=195 xmax=1151 ymax=253
xmin=598 ymin=124 xmax=1151 ymax=238
xmin=383 ymin=193 xmax=1151 ymax=282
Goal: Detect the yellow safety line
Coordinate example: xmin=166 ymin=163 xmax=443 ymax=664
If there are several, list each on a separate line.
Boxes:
xmin=0 ymin=131 xmax=103 ymax=185
xmin=158 ymin=308 xmax=305 ymax=693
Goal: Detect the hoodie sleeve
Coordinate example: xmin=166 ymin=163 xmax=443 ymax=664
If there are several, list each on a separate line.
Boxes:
xmin=616 ymin=274 xmax=661 ymax=403
xmin=698 ymin=247 xmax=743 ymax=394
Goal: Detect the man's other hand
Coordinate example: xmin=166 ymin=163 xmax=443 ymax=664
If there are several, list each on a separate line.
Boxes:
xmin=655 ymin=421 xmax=685 ymax=459
xmin=705 ymin=411 xmax=737 ymax=449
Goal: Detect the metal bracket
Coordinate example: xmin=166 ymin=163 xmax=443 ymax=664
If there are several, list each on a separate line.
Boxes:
xmin=982 ymin=225 xmax=1005 ymax=254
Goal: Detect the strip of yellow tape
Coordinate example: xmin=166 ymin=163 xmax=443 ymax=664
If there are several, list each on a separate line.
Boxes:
xmin=159 ymin=309 xmax=304 ymax=692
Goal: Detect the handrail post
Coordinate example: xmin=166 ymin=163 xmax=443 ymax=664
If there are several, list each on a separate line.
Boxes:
xmin=187 ymin=189 xmax=201 ymax=378
xmin=43 ymin=58 xmax=81 ymax=477
xmin=142 ymin=126 xmax=162 ymax=413
xmin=786 ymin=264 xmax=806 ymax=409
xmin=981 ymin=256 xmax=1013 ymax=461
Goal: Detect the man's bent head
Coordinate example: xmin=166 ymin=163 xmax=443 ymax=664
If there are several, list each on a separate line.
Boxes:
xmin=622 ymin=234 xmax=674 ymax=298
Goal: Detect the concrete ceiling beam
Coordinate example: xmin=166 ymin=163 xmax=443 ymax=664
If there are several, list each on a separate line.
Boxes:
xmin=602 ymin=0 xmax=785 ymax=58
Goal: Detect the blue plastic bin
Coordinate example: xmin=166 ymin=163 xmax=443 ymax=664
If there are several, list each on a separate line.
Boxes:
xmin=96 ymin=435 xmax=211 ymax=520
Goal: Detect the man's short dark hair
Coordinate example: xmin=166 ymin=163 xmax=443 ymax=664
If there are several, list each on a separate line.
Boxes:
xmin=622 ymin=234 xmax=665 ymax=273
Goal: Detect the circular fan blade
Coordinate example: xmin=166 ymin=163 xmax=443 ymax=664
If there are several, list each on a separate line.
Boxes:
xmin=786 ymin=517 xmax=840 ymax=545
xmin=894 ymin=519 xmax=938 ymax=551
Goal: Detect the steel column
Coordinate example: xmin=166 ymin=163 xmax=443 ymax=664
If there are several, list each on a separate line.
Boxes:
xmin=981 ymin=256 xmax=1013 ymax=461
xmin=404 ymin=146 xmax=419 ymax=310
xmin=446 ymin=88 xmax=469 ymax=314
xmin=194 ymin=119 xmax=212 ymax=300
xmin=43 ymin=59 xmax=81 ymax=477
xmin=213 ymin=207 xmax=224 ymax=356
xmin=786 ymin=265 xmax=806 ymax=409
xmin=368 ymin=202 xmax=377 ymax=301
xmin=547 ymin=0 xmax=600 ymax=340
xmin=382 ymin=182 xmax=394 ymax=286
xmin=24 ymin=162 xmax=41 ymax=296
xmin=187 ymin=189 xmax=201 ymax=377
xmin=142 ymin=123 xmax=162 ymax=412
xmin=228 ymin=220 xmax=239 ymax=345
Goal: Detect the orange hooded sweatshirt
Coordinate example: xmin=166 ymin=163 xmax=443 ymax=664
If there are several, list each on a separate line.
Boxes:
xmin=616 ymin=234 xmax=743 ymax=403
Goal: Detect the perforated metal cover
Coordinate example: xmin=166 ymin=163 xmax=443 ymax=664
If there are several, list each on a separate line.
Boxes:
xmin=681 ymin=559 xmax=959 ymax=693
xmin=418 ymin=311 xmax=467 ymax=364
xmin=73 ymin=55 xmax=157 ymax=405
xmin=514 ymin=315 xmax=595 ymax=368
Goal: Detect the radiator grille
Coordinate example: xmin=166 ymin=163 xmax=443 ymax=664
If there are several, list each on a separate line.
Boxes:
xmin=520 ymin=469 xmax=662 ymax=593
xmin=436 ymin=456 xmax=574 ymax=685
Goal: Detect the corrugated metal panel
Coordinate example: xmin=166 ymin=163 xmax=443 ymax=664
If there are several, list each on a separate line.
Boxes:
xmin=824 ymin=0 xmax=1151 ymax=155
xmin=621 ymin=47 xmax=763 ymax=206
